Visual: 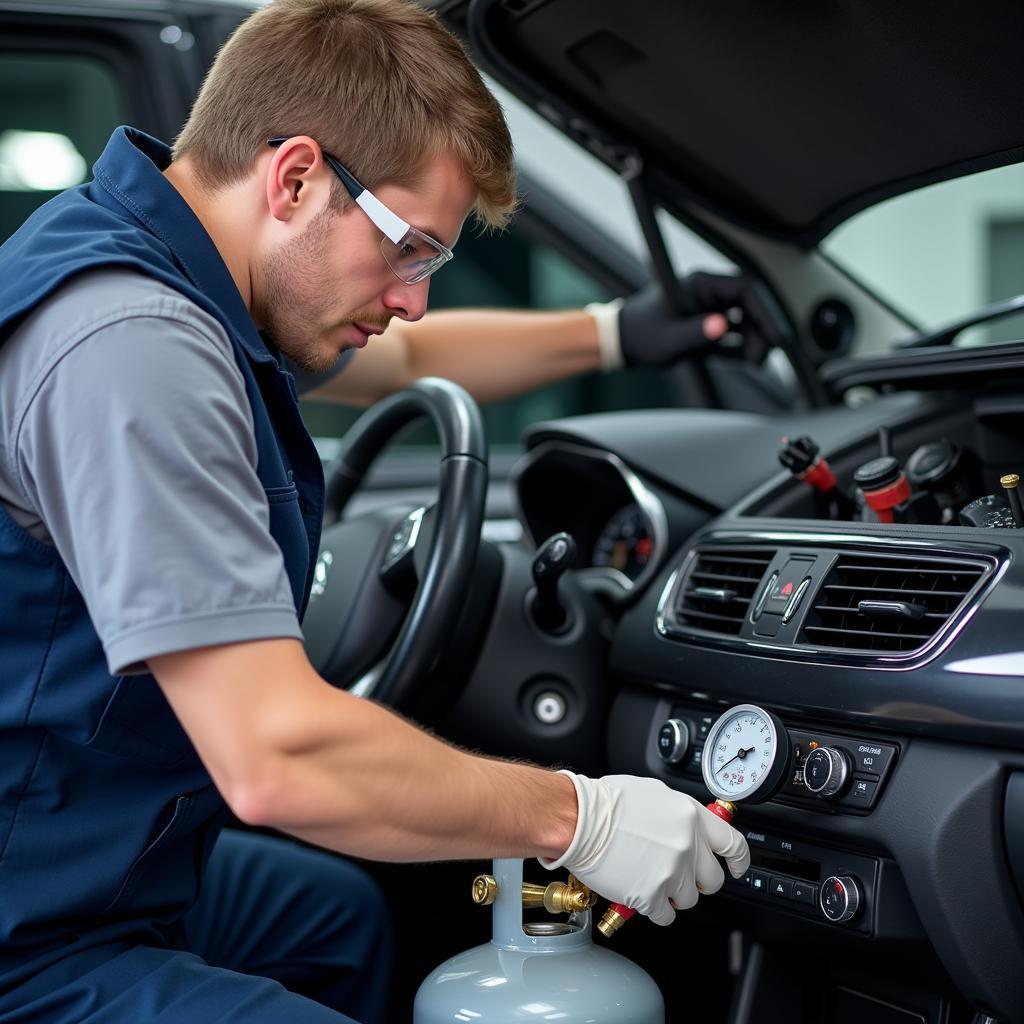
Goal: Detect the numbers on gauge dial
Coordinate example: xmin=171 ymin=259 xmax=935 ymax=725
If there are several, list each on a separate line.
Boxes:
xmin=709 ymin=709 xmax=775 ymax=799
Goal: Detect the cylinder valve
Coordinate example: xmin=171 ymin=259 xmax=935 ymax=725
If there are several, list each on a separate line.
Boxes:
xmin=472 ymin=873 xmax=597 ymax=915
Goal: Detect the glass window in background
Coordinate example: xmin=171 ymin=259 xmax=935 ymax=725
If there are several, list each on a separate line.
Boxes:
xmin=823 ymin=162 xmax=1024 ymax=351
xmin=0 ymin=54 xmax=126 ymax=244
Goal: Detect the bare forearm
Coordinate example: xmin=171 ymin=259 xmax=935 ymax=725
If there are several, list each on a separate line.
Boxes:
xmin=247 ymin=686 xmax=577 ymax=861
xmin=310 ymin=308 xmax=601 ymax=406
xmin=152 ymin=639 xmax=577 ymax=863
xmin=401 ymin=309 xmax=600 ymax=403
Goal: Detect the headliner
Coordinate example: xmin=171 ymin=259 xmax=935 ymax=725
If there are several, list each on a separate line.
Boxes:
xmin=460 ymin=0 xmax=1024 ymax=246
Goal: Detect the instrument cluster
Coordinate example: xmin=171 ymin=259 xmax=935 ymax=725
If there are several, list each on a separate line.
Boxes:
xmin=512 ymin=441 xmax=667 ymax=596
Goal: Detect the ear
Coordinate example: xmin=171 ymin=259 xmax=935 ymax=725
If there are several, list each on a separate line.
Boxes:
xmin=264 ymin=136 xmax=328 ymax=223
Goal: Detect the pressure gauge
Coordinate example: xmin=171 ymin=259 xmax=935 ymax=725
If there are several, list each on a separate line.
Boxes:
xmin=701 ymin=704 xmax=791 ymax=804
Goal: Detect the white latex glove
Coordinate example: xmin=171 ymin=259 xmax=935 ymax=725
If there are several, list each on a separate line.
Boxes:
xmin=541 ymin=772 xmax=750 ymax=926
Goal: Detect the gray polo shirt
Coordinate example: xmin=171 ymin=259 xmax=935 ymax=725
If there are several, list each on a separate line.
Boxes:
xmin=0 ymin=268 xmax=348 ymax=675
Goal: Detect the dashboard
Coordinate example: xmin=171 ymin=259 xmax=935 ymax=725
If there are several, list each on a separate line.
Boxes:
xmin=440 ymin=386 xmax=1024 ymax=1024
xmin=513 ymin=440 xmax=668 ymax=596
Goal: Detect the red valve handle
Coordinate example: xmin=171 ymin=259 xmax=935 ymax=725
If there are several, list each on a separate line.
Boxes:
xmin=862 ymin=474 xmax=912 ymax=524
xmin=801 ymin=457 xmax=839 ymax=494
xmin=598 ymin=799 xmax=736 ymax=936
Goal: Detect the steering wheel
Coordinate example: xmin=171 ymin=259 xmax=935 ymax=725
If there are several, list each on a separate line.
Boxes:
xmin=301 ymin=378 xmax=488 ymax=707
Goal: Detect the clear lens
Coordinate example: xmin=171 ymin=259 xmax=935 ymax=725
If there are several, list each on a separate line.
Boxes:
xmin=380 ymin=227 xmax=452 ymax=284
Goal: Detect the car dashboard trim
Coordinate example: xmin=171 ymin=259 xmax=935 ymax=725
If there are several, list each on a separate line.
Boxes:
xmin=512 ymin=440 xmax=669 ymax=600
xmin=656 ymin=529 xmax=1009 ymax=672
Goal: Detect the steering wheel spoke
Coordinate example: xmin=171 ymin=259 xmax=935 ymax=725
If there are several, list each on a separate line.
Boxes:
xmin=307 ymin=379 xmax=488 ymax=708
xmin=379 ymin=505 xmax=427 ymax=590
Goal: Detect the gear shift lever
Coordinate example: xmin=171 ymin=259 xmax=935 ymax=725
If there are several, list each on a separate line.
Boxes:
xmin=531 ymin=532 xmax=577 ymax=634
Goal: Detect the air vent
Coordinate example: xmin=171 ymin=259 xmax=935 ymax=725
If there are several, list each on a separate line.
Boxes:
xmin=800 ymin=553 xmax=988 ymax=653
xmin=676 ymin=548 xmax=776 ymax=635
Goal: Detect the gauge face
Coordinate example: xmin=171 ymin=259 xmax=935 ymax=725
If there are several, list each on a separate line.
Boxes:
xmin=701 ymin=704 xmax=788 ymax=803
xmin=591 ymin=504 xmax=653 ymax=579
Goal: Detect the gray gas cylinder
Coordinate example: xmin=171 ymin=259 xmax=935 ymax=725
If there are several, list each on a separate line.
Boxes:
xmin=413 ymin=859 xmax=664 ymax=1023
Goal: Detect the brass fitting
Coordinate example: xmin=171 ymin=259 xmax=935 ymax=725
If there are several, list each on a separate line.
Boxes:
xmin=472 ymin=872 xmax=597 ymax=914
xmin=596 ymin=907 xmax=629 ymax=938
xmin=522 ymin=874 xmax=597 ymax=914
xmin=472 ymin=874 xmax=499 ymax=906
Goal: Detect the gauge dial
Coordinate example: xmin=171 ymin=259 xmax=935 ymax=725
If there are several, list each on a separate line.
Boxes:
xmin=592 ymin=504 xmax=654 ymax=579
xmin=701 ymin=704 xmax=791 ymax=804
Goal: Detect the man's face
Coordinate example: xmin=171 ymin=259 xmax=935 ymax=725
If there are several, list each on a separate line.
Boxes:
xmin=253 ymin=151 xmax=475 ymax=373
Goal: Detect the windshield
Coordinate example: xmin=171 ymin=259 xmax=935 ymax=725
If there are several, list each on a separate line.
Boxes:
xmin=823 ymin=161 xmax=1024 ymax=349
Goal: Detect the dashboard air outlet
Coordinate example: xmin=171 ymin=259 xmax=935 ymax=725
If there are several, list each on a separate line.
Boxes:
xmin=676 ymin=548 xmax=776 ymax=635
xmin=800 ymin=553 xmax=987 ymax=653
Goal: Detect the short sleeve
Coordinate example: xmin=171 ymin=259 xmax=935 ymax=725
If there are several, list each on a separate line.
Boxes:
xmin=14 ymin=307 xmax=303 ymax=674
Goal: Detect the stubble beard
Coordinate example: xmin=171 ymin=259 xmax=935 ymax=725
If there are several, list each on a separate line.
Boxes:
xmin=253 ymin=206 xmax=350 ymax=374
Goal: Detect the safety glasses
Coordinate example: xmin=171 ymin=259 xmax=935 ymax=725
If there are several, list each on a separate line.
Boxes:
xmin=268 ymin=137 xmax=453 ymax=285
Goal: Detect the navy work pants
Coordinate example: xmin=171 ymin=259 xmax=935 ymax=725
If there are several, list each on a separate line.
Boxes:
xmin=0 ymin=830 xmax=392 ymax=1023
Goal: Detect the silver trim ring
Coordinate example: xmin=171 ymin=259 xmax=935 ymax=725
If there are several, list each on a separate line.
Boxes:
xmin=510 ymin=440 xmax=669 ymax=601
xmin=701 ymin=703 xmax=780 ymax=803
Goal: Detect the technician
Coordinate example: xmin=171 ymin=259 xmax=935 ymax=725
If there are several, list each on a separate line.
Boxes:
xmin=0 ymin=2 xmax=750 ymax=1022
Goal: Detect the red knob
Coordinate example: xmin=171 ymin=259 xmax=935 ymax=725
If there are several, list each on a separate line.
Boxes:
xmin=802 ymin=458 xmax=839 ymax=494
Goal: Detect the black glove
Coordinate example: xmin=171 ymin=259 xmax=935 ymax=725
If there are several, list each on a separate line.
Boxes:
xmin=618 ymin=272 xmax=783 ymax=368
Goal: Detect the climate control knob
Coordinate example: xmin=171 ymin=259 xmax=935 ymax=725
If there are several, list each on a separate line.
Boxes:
xmin=820 ymin=875 xmax=861 ymax=924
xmin=803 ymin=746 xmax=849 ymax=798
xmin=656 ymin=718 xmax=690 ymax=765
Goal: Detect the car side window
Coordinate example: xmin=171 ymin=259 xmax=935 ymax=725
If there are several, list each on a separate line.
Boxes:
xmin=0 ymin=53 xmax=126 ymax=244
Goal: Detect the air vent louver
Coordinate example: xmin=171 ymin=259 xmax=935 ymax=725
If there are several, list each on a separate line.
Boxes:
xmin=800 ymin=553 xmax=987 ymax=653
xmin=676 ymin=548 xmax=776 ymax=635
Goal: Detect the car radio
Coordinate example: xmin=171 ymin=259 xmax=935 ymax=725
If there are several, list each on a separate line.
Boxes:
xmin=656 ymin=705 xmax=899 ymax=815
xmin=726 ymin=828 xmax=878 ymax=933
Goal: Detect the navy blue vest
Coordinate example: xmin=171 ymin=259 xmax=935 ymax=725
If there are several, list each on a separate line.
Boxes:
xmin=0 ymin=128 xmax=324 ymax=985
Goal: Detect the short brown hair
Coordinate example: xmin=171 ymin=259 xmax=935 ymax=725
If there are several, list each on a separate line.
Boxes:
xmin=174 ymin=0 xmax=516 ymax=229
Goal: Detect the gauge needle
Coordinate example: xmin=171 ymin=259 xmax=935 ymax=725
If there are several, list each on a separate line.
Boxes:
xmin=719 ymin=745 xmax=756 ymax=774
